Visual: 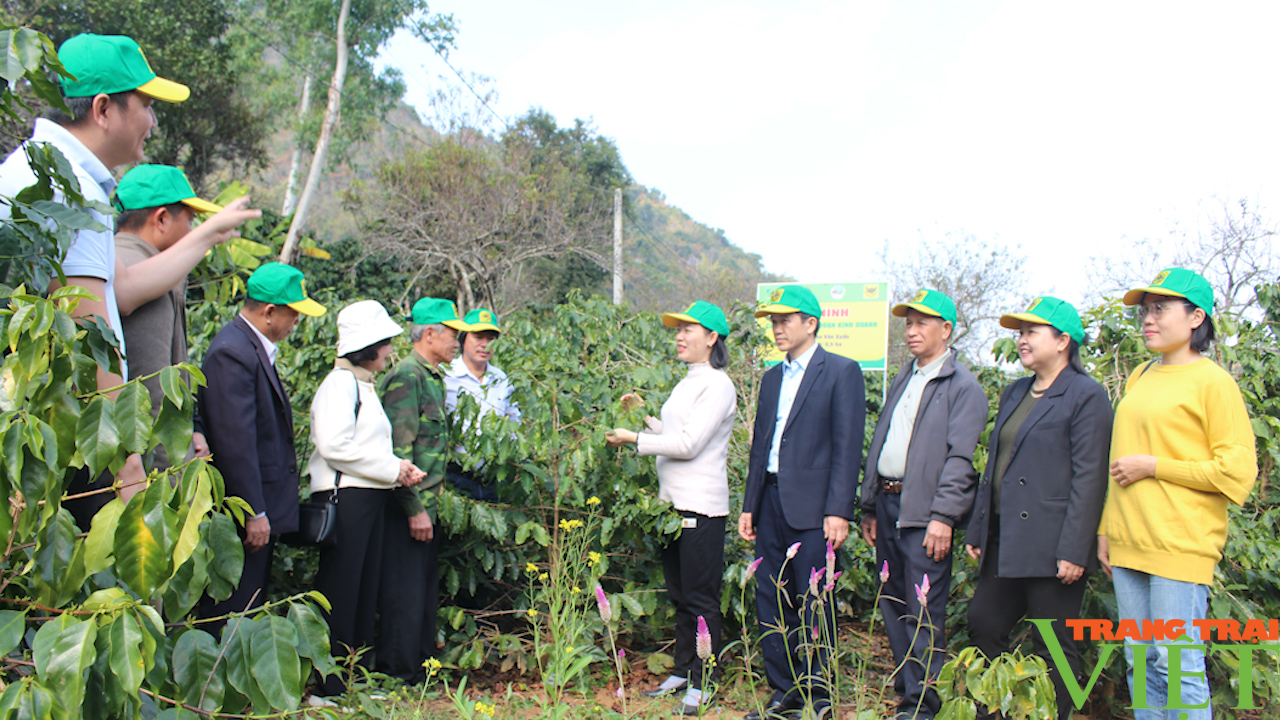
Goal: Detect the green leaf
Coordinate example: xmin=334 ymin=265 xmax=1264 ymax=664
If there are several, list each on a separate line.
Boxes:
xmin=158 ymin=366 xmax=187 ymax=411
xmin=161 ymin=546 xmax=209 ymax=622
xmin=112 ymin=382 xmax=150 ymax=455
xmin=248 ymin=615 xmax=301 ymax=711
xmin=105 ymin=611 xmax=147 ymax=700
xmin=221 ymin=617 xmax=271 ymax=714
xmin=646 ymin=651 xmax=674 ymax=675
xmin=173 ymin=629 xmax=224 ymax=711
xmin=172 ymin=468 xmax=212 ymax=571
xmin=84 ymin=498 xmax=123 ymax=572
xmin=0 ymin=610 xmax=26 ymax=657
xmin=113 ymin=483 xmax=172 ymax=601
xmin=204 ymin=513 xmax=244 ymax=602
xmin=288 ymin=601 xmax=335 ymax=676
xmin=152 ymin=395 xmax=192 ymax=466
xmin=32 ymin=615 xmax=96 ymax=718
xmin=32 ymin=509 xmax=77 ymax=607
xmin=75 ymin=396 xmax=119 ymax=477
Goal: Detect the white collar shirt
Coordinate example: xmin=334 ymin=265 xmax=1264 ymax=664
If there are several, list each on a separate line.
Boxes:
xmin=240 ymin=314 xmax=279 ymax=365
xmin=767 ymin=341 xmax=819 ymax=474
xmin=876 ymin=349 xmax=951 ymax=480
xmin=444 ymin=356 xmax=521 ymax=423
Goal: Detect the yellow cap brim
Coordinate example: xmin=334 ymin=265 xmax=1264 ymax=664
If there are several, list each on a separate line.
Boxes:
xmin=891 ymin=302 xmax=942 ymax=318
xmin=662 ymin=312 xmax=698 ymax=328
xmin=182 ymin=197 xmax=222 ymax=214
xmin=1122 ymin=287 xmax=1186 ymax=306
xmin=288 ymin=297 xmax=326 ymax=317
xmin=136 ymin=76 xmax=190 ymax=103
xmin=753 ymin=303 xmax=802 ymax=318
xmin=999 ymin=312 xmax=1050 ymax=331
xmin=443 ymin=319 xmax=470 ymax=331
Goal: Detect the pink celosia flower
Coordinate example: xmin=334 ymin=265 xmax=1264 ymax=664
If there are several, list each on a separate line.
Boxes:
xmin=696 ymin=616 xmax=712 ymax=660
xmin=809 ymin=567 xmax=825 ymax=596
xmin=742 ymin=556 xmax=764 ymax=587
xmin=825 ymin=541 xmax=836 ymax=580
xmin=595 ymin=585 xmax=612 ymax=624
xmin=825 ymin=570 xmax=842 ymax=593
xmin=786 ymin=541 xmax=802 ymax=559
xmin=880 ymin=560 xmax=890 ymax=584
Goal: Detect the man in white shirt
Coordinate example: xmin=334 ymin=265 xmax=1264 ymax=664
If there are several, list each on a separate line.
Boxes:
xmin=0 ymin=33 xmax=257 ymax=521
xmin=444 ymin=307 xmax=520 ymax=500
xmin=739 ymin=285 xmax=866 ymax=720
xmin=859 ymin=289 xmax=988 ymax=720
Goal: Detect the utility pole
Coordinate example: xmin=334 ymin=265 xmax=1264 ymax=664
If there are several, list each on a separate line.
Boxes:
xmin=612 ymin=188 xmax=623 ymax=305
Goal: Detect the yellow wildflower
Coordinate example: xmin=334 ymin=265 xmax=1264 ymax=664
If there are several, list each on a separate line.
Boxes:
xmin=527 ymin=608 xmax=538 ymax=618
xmin=570 ymin=585 xmax=582 ymax=594
xmin=422 ymin=657 xmax=443 ymax=676
xmin=587 ymin=496 xmax=601 ymax=506
xmin=525 ymin=562 xmax=538 ymax=574
xmin=539 ymin=572 xmax=549 ymax=581
xmin=475 ymin=701 xmax=495 ymax=717
xmin=588 ymin=551 xmax=602 ymax=566
xmin=566 ymin=646 xmax=576 ymax=654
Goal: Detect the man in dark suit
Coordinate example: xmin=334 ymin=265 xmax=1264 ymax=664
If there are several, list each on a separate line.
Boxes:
xmin=859 ymin=289 xmax=988 ymax=720
xmin=198 ymin=263 xmax=325 ymax=617
xmin=738 ymin=285 xmax=865 ymax=720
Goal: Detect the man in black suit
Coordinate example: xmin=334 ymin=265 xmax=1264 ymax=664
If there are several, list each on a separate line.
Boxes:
xmin=739 ymin=285 xmax=865 ymax=720
xmin=199 ymin=263 xmax=325 ymax=617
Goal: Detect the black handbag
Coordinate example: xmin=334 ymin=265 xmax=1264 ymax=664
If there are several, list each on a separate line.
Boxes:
xmin=282 ymin=370 xmax=361 ymax=547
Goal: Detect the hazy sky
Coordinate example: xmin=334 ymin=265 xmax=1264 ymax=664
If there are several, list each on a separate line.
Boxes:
xmin=379 ymin=1 xmax=1280 ymax=307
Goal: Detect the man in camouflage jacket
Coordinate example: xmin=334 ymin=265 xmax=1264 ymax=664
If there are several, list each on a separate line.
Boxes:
xmin=376 ymin=298 xmax=467 ymax=683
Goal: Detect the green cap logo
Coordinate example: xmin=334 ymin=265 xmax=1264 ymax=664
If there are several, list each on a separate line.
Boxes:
xmin=1152 ymin=270 xmax=1171 ymax=286
xmin=911 ymin=290 xmax=928 ymax=303
xmin=770 ymin=288 xmax=784 ymax=303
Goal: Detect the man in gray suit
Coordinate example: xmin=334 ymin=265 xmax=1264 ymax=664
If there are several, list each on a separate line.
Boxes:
xmin=859 ymin=289 xmax=988 ymax=720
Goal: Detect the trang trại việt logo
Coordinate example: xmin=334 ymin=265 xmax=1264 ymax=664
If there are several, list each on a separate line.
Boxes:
xmin=911 ymin=290 xmax=928 ymax=303
xmin=1033 ymin=617 xmax=1279 ymax=713
xmin=1152 ymin=270 xmax=1171 ymax=286
xmin=770 ymin=288 xmax=784 ymax=303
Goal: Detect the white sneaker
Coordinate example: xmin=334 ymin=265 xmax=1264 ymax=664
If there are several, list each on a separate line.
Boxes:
xmin=679 ymin=688 xmax=710 ymax=715
xmin=307 ymin=695 xmax=340 ymax=708
xmin=642 ymin=674 xmax=688 ymax=697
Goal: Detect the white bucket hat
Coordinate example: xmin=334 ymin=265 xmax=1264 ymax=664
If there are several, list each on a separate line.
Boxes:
xmin=336 ymin=300 xmax=404 ymax=356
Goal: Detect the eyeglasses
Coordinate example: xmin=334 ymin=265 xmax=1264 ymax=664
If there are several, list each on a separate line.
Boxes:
xmin=1136 ymin=300 xmax=1191 ymax=320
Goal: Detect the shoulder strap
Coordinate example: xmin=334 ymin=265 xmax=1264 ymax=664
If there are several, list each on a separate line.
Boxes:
xmin=333 ymin=370 xmax=364 ymax=495
xmin=1135 ymin=359 xmax=1158 ymax=381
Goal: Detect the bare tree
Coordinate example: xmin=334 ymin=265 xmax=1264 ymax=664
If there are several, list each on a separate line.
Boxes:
xmin=1088 ymin=197 xmax=1277 ymax=316
xmin=879 ymin=233 xmax=1027 ymax=367
xmin=348 ymin=137 xmax=614 ymax=312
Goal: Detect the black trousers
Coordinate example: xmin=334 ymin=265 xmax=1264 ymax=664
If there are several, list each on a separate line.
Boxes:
xmin=315 ymin=488 xmax=388 ymax=696
xmin=876 ymin=492 xmax=951 ymax=719
xmin=968 ymin=534 xmax=1087 ymax=720
xmin=754 ymin=483 xmax=837 ymax=703
xmin=663 ymin=510 xmax=726 ymax=689
xmin=376 ymin=499 xmax=441 ymax=684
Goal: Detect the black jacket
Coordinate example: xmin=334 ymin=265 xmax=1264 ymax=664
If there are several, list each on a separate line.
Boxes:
xmin=966 ymin=367 xmax=1112 ymax=576
xmin=743 ymin=345 xmax=866 ymax=530
xmin=198 ymin=315 xmax=301 ymax=534
xmin=861 ymin=352 xmax=988 ymax=529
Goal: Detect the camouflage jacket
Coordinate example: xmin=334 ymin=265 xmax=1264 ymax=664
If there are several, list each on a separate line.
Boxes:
xmin=380 ymin=350 xmax=449 ymax=519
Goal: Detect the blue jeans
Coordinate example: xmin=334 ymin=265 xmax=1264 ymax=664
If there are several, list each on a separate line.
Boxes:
xmin=1112 ymin=567 xmax=1212 ymax=720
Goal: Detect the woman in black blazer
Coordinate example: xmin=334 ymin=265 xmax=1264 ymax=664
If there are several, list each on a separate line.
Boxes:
xmin=964 ymin=297 xmax=1112 ymax=720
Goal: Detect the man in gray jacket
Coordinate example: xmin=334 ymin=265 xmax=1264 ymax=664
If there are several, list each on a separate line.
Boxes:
xmin=859 ymin=289 xmax=988 ymax=720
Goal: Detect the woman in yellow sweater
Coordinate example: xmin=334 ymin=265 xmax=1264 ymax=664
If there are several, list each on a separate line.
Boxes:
xmin=1098 ymin=268 xmax=1257 ymax=720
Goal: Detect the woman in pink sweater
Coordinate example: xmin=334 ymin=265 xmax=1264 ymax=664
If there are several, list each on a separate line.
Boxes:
xmin=607 ymin=301 xmax=738 ymax=716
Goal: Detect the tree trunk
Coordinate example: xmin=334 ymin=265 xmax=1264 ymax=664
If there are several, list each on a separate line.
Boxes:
xmin=279 ymin=0 xmax=351 ymax=264
xmin=280 ymin=75 xmax=312 ymax=217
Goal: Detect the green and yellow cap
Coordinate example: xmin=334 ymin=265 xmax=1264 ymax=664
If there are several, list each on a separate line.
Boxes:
xmin=1122 ymin=268 xmax=1214 ymax=317
xmin=463 ymin=307 xmax=501 ymax=333
xmin=114 ymin=165 xmax=222 ymax=214
xmin=663 ymin=300 xmax=729 ymax=337
xmin=755 ymin=285 xmax=822 ymax=319
xmin=410 ymin=298 xmax=468 ymax=330
xmin=892 ymin=289 xmax=957 ymax=325
xmin=246 ymin=262 xmax=325 ymax=317
xmin=58 ymin=33 xmax=189 ymax=102
xmin=1000 ymin=296 xmax=1084 ymax=344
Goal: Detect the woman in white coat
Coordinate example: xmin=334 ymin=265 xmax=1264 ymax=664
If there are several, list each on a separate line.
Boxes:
xmin=607 ymin=301 xmax=737 ymax=716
